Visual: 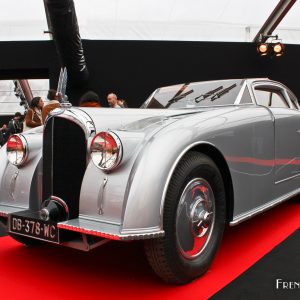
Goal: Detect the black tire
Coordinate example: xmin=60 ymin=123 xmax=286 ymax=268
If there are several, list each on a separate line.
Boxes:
xmin=10 ymin=233 xmax=42 ymax=246
xmin=144 ymin=151 xmax=226 ymax=284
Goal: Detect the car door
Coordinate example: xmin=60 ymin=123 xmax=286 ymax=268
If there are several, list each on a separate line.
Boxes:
xmin=252 ymin=82 xmax=300 ymax=193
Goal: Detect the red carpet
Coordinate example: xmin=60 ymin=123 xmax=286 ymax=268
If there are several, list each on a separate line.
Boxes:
xmin=0 ymin=199 xmax=299 ymax=300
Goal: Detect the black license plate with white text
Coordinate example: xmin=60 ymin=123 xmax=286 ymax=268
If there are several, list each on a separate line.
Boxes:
xmin=9 ymin=214 xmax=59 ymax=243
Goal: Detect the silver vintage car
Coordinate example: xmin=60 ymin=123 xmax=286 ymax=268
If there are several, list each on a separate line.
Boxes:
xmin=0 ymin=78 xmax=299 ymax=284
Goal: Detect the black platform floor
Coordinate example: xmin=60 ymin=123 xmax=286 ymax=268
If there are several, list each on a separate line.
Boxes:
xmin=210 ymin=229 xmax=300 ymax=300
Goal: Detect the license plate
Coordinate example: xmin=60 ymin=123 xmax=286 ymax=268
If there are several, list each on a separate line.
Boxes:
xmin=9 ymin=215 xmax=59 ymax=243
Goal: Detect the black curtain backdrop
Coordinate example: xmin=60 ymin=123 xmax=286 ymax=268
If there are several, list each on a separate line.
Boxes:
xmin=0 ymin=40 xmax=299 ymax=108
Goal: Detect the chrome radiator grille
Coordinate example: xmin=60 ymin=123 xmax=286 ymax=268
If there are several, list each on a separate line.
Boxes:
xmin=43 ymin=116 xmax=87 ymax=219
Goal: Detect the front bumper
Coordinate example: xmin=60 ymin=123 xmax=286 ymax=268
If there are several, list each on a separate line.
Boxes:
xmin=0 ymin=205 xmax=164 ymax=242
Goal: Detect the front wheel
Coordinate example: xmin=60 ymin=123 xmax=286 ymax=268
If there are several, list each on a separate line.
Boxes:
xmin=144 ymin=152 xmax=226 ymax=284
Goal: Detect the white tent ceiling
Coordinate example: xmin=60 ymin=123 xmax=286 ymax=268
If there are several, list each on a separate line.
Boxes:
xmin=0 ymin=0 xmax=299 ymax=43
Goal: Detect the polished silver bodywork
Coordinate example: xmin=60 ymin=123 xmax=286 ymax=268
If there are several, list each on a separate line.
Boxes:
xmin=1 ymin=78 xmax=299 ymax=243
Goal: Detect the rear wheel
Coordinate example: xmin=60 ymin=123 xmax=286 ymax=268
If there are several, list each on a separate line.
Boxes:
xmin=144 ymin=152 xmax=226 ymax=284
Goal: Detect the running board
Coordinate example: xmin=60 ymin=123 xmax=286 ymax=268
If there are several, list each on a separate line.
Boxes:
xmin=230 ymin=188 xmax=300 ymax=226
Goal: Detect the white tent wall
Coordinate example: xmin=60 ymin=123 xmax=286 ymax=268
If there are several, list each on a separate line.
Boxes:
xmin=0 ymin=0 xmax=299 ymax=44
xmin=0 ymin=1 xmax=48 ymax=41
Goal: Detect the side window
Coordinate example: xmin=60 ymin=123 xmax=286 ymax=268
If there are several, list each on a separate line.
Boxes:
xmin=253 ymin=89 xmax=270 ymax=106
xmin=239 ymin=86 xmax=253 ymax=104
xmin=254 ymin=87 xmax=289 ymax=108
xmin=287 ymin=91 xmax=299 ymax=110
xmin=271 ymin=91 xmax=288 ymax=108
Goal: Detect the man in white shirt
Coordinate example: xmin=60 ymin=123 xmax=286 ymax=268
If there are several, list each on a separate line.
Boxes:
xmin=107 ymin=93 xmax=122 ymax=108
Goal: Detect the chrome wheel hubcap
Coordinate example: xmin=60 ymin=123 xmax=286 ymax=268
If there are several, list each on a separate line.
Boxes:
xmin=176 ymin=178 xmax=215 ymax=259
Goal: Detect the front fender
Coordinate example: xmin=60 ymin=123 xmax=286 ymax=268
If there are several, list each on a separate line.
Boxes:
xmin=121 ymin=119 xmax=226 ymax=234
xmin=0 ymin=130 xmax=43 ymax=212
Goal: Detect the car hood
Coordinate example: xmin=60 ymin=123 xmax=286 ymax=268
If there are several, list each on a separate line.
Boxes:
xmin=78 ymin=107 xmax=233 ymax=132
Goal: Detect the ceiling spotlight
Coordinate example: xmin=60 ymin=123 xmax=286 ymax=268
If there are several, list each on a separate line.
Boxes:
xmin=272 ymin=42 xmax=285 ymax=57
xmin=257 ymin=43 xmax=269 ymax=56
xmin=256 ymin=34 xmax=285 ymax=58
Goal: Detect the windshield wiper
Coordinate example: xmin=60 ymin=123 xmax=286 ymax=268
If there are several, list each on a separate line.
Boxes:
xmin=210 ymin=84 xmax=237 ymax=101
xmin=194 ymin=86 xmax=223 ymax=103
xmin=165 ymin=83 xmax=194 ymax=108
xmin=167 ymin=89 xmax=194 ymax=105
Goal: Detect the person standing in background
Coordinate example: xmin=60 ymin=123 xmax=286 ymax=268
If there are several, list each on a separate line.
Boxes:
xmin=79 ymin=91 xmax=102 ymax=107
xmin=7 ymin=112 xmax=23 ymax=136
xmin=42 ymin=89 xmax=61 ymax=123
xmin=107 ymin=93 xmax=121 ymax=108
xmin=24 ymin=97 xmax=44 ymax=129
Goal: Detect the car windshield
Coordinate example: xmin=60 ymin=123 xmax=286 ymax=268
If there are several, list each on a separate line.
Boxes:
xmin=142 ymin=79 xmax=244 ymax=109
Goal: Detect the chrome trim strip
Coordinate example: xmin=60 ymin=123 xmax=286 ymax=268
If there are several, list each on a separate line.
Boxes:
xmin=57 ymin=223 xmax=121 ymax=240
xmin=230 ymin=187 xmax=300 ymax=226
xmin=275 ymin=173 xmax=300 ymax=184
xmin=119 ymin=231 xmax=164 ymax=241
xmin=9 ymin=170 xmax=19 ymax=200
xmin=45 ymin=108 xmax=96 ymax=139
xmin=51 ymin=117 xmax=54 ymax=196
xmin=97 ymin=177 xmax=107 ymax=215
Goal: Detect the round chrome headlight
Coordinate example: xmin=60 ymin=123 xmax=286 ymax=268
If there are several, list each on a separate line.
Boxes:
xmin=90 ymin=131 xmax=123 ymax=171
xmin=6 ymin=134 xmax=28 ymax=166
